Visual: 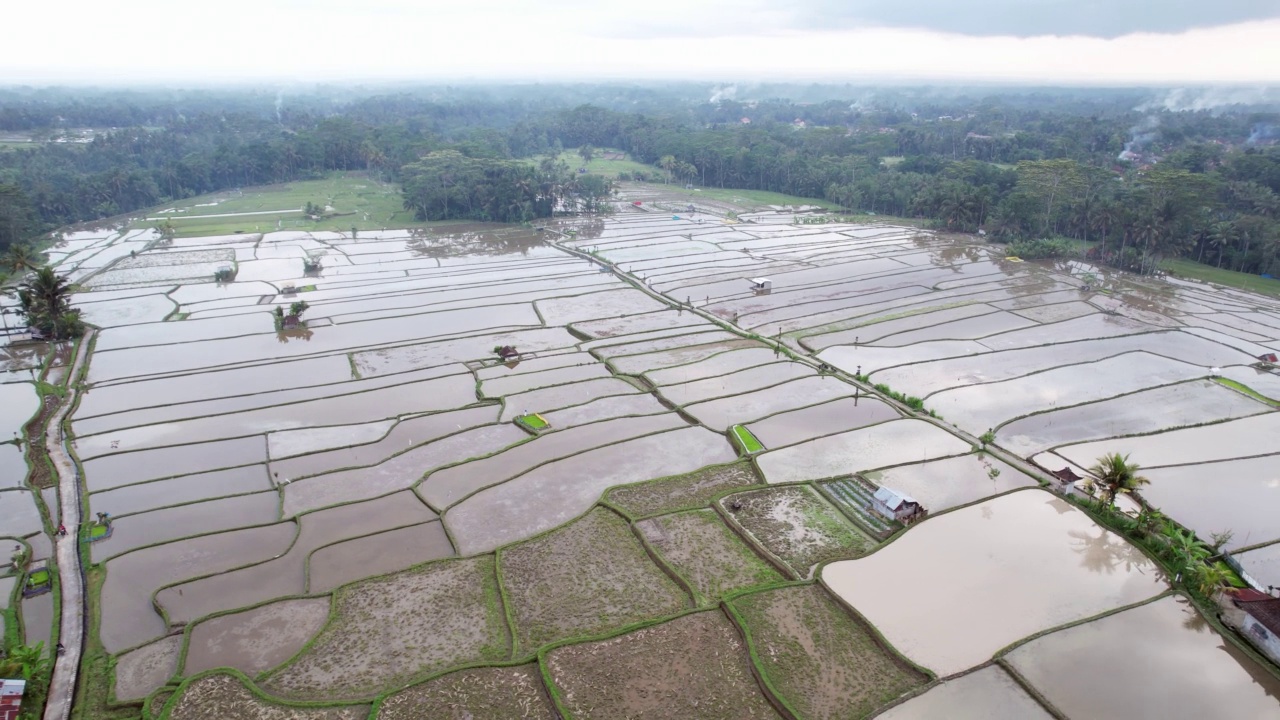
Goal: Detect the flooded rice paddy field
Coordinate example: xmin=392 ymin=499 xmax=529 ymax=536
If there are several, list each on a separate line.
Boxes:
xmin=24 ymin=197 xmax=1277 ymax=714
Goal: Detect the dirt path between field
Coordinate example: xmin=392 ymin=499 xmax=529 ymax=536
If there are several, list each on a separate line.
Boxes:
xmin=43 ymin=330 xmax=94 ymax=720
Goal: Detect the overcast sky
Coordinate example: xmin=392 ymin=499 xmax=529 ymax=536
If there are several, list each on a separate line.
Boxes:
xmin=3 ymin=0 xmax=1279 ymax=85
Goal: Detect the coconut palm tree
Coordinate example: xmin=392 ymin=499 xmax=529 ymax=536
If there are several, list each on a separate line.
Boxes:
xmin=1088 ymin=452 xmax=1150 ymax=508
xmin=17 ymin=265 xmax=81 ymax=339
xmin=3 ymin=243 xmax=39 ymax=276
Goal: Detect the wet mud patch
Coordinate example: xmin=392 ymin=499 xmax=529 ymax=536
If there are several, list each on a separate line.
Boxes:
xmin=637 ymin=510 xmax=782 ymax=603
xmin=731 ymin=585 xmax=926 ymax=719
xmin=544 ymin=610 xmax=782 ymax=720
xmin=720 ymin=485 xmax=874 ymax=578
xmin=184 ymin=597 xmax=332 ymax=676
xmin=168 ymin=673 xmax=367 ymax=720
xmin=263 ymin=555 xmax=508 ymax=701
xmin=378 ymin=663 xmax=556 ymax=720
xmin=114 ymin=635 xmax=182 ymax=702
xmin=606 ymin=461 xmax=761 ymax=517
xmin=499 ymin=507 xmax=689 ymax=653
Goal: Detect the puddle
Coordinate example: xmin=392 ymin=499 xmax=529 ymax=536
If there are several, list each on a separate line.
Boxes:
xmin=1006 ymin=596 xmax=1280 ymax=719
xmin=823 ymin=490 xmax=1165 ymax=676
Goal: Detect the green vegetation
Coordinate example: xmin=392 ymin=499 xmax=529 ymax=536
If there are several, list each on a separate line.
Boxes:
xmin=515 ymin=413 xmax=549 ymax=432
xmin=1006 ymin=237 xmax=1078 ymax=260
xmin=1162 ymin=258 xmax=1280 ymax=298
xmin=89 ymin=524 xmax=109 ymax=539
xmin=873 ymin=383 xmax=927 ymax=413
xmin=546 ymin=148 xmax=657 ymax=179
xmin=723 ymin=486 xmax=874 ymax=577
xmin=681 ymin=186 xmax=832 ymax=210
xmin=731 ymin=424 xmax=764 ymax=454
xmin=1086 ymin=452 xmax=1150 ymax=508
xmin=12 ymin=265 xmax=85 ymax=339
xmin=25 ymin=568 xmax=50 ymax=588
xmin=1214 ymin=377 xmax=1279 ymax=405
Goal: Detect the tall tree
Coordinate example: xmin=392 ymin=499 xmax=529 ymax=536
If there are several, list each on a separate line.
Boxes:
xmin=1088 ymin=453 xmax=1151 ymax=508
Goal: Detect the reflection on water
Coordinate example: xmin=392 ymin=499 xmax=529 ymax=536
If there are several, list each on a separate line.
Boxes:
xmin=276 ymin=328 xmax=314 ymax=344
xmin=406 ymin=229 xmax=545 ymax=258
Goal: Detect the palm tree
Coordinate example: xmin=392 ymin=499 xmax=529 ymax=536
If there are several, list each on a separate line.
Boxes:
xmin=659 ymin=155 xmax=677 ymax=185
xmin=17 ymin=265 xmax=80 ymax=339
xmin=3 ymin=243 xmax=39 ymax=276
xmin=1088 ymin=452 xmax=1150 ymax=508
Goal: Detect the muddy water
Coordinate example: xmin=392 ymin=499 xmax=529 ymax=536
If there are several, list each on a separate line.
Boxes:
xmin=975 ymin=313 xmax=1153 ymax=351
xmin=539 ymin=393 xmax=670 ymax=428
xmin=1138 ymin=454 xmax=1280 ymax=552
xmin=87 ymin=303 xmax=542 ymax=383
xmin=353 ymin=327 xmax=577 ymax=377
xmin=1 ymin=490 xmax=53 ymax=537
xmin=876 ymin=666 xmax=1053 ymax=719
xmin=929 ymin=352 xmax=1205 ymax=434
xmin=758 ymin=420 xmax=971 ymax=484
xmin=100 ymin=522 xmax=297 ymax=653
xmin=474 ymin=351 xmax=596 ymax=380
xmin=594 ymin=331 xmax=740 ymax=361
xmin=869 ymin=311 xmax=1039 ymax=349
xmin=89 ymin=465 xmax=272 ymax=516
xmin=0 ymin=444 xmax=27 ymax=489
xmin=823 ymin=490 xmax=1165 ymax=676
xmin=1056 ymin=412 xmax=1280 ymax=470
xmin=446 ymin=426 xmax=737 ymax=555
xmin=1009 ymin=300 xmax=1098 ymax=324
xmin=572 ymin=309 xmax=706 ymax=338
xmin=423 ymin=414 xmax=685 ymax=508
xmin=91 ymin=492 xmax=280 ymax=562
xmin=659 ymin=362 xmax=813 ymax=407
xmin=998 ymin=381 xmax=1270 ymax=457
xmin=535 ymin=288 xmax=667 ymax=326
xmin=156 ymin=491 xmax=436 ymax=624
xmin=76 ymin=373 xmax=477 ymax=455
xmin=77 ymin=295 xmax=176 ymax=328
xmin=498 ymin=378 xmax=640 ymax=422
xmin=683 ymin=376 xmax=856 ymax=431
xmin=863 ymin=454 xmax=1034 ymax=514
xmin=608 ymin=339 xmax=764 ymax=375
xmin=0 ymin=382 xmax=38 ymax=438
xmin=269 ymin=419 xmax=395 ymax=459
xmin=1007 ymin=596 xmax=1280 ymax=719
xmin=644 ymin=348 xmax=781 ymax=386
xmin=282 ymin=423 xmax=526 ymax=516
xmin=819 ymin=340 xmax=985 ymax=376
xmin=183 ymin=597 xmax=332 ymax=675
xmin=1235 ymin=543 xmax=1280 ymax=589
xmin=269 ymin=406 xmax=498 ymax=481
xmin=21 ymin=592 xmax=52 ymax=648
xmin=78 ymin=363 xmax=464 ymax=437
xmin=81 ymin=437 xmax=266 ymax=491
xmin=77 ymin=354 xmax=352 ymax=418
xmin=480 ymin=364 xmax=613 ymax=398
xmin=746 ymin=396 xmax=899 ymax=449
xmin=802 ymin=304 xmax=998 ymax=350
xmin=308 ymin=521 xmax=454 ymax=592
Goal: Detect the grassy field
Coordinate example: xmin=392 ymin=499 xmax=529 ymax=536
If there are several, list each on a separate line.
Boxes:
xmin=685 ymin=186 xmax=833 ymax=209
xmin=547 ymin=149 xmax=658 ymax=179
xmin=130 ymin=172 xmax=436 ymax=237
xmin=1161 ymin=258 xmax=1280 ymax=298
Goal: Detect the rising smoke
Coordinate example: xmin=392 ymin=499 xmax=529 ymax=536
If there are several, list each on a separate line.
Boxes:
xmin=1248 ymin=123 xmax=1280 ymax=145
xmin=709 ymin=84 xmax=737 ymax=103
xmin=1136 ymin=87 xmax=1280 ymax=113
xmin=1118 ymin=115 xmax=1160 ymax=162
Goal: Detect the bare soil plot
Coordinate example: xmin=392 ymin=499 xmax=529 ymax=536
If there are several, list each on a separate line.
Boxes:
xmin=184 ymin=597 xmax=332 ymax=675
xmin=637 ymin=510 xmax=782 ymax=603
xmin=114 ymin=635 xmax=182 ymax=701
xmin=1005 ymin=596 xmax=1280 ymax=719
xmin=823 ymin=490 xmax=1165 ymax=676
xmin=732 ymin=585 xmax=927 ymax=719
xmin=720 ymin=485 xmax=874 ymax=578
xmin=875 ymin=666 xmax=1053 ymax=720
xmin=168 ymin=674 xmax=367 ymax=720
xmin=264 ymin=555 xmax=508 ymax=701
xmin=378 ymin=664 xmax=556 ymax=720
xmin=607 ymin=461 xmax=761 ymax=517
xmin=499 ymin=507 xmax=689 ymax=653
xmin=544 ymin=610 xmax=782 ymax=720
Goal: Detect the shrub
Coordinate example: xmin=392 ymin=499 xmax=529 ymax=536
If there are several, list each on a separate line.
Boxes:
xmin=1007 ymin=237 xmax=1076 ymax=260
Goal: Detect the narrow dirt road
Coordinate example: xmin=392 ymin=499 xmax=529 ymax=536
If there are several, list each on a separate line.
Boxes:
xmin=43 ymin=330 xmax=93 ymax=720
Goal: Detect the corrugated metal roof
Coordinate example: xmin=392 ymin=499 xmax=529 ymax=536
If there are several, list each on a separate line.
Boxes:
xmin=873 ymin=486 xmax=917 ymax=510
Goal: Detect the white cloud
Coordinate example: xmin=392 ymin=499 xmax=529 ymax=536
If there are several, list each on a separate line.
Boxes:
xmin=1 ymin=1 xmax=1278 ymax=84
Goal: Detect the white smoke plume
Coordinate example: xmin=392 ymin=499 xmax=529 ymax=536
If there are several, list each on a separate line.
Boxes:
xmin=275 ymin=90 xmax=284 ymax=125
xmin=709 ymin=84 xmax=737 ymax=103
xmin=1137 ymin=87 xmax=1280 ymax=113
xmin=1118 ymin=115 xmax=1160 ymax=162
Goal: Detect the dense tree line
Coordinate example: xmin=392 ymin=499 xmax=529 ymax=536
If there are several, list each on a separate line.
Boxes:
xmin=0 ymin=84 xmax=1277 ymax=277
